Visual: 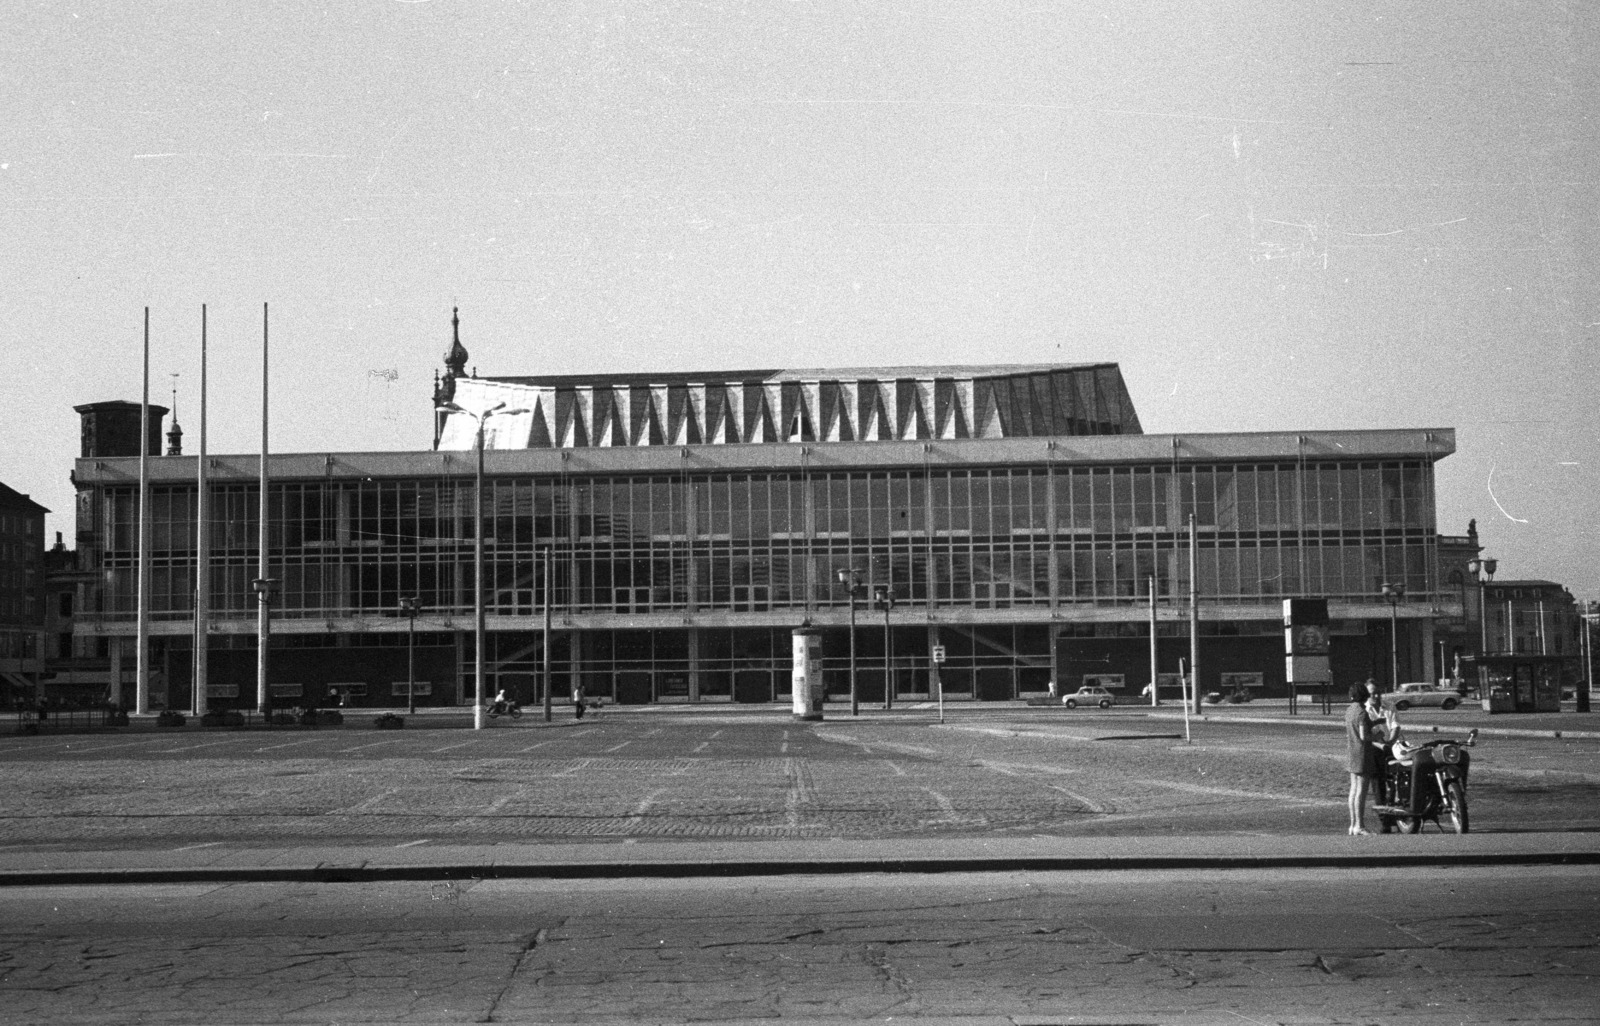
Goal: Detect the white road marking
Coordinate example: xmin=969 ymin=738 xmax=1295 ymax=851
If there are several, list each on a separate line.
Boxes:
xmin=173 ymin=841 xmax=226 ymax=851
xmin=1132 ymin=777 xmax=1341 ymax=807
xmin=331 ymin=790 xmax=398 ymax=814
xmin=155 ymin=739 xmax=247 ymax=754
xmin=396 ymin=838 xmax=431 ymax=848
xmin=517 ymin=740 xmax=555 ymax=752
xmin=693 ymin=741 xmax=710 ymax=753
xmin=603 ymin=740 xmax=631 ymax=753
xmin=883 ymin=760 xmax=906 ymax=777
xmin=338 ymin=739 xmax=408 ymax=752
xmin=553 ymin=758 xmax=592 ymax=778
xmin=918 ymin=786 xmax=984 ymax=827
xmin=254 ymin=738 xmax=324 ymax=752
xmin=430 ymin=741 xmax=474 ymax=752
xmin=784 ymin=757 xmax=808 ymax=830
xmin=626 ymin=789 xmax=662 ymax=831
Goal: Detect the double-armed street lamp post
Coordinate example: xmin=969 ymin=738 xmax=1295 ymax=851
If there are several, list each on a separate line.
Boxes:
xmin=542 ymin=544 xmax=553 ymax=723
xmin=837 ymin=567 xmax=865 ymax=716
xmin=1465 ymin=556 xmax=1497 ymax=699
xmin=441 ymin=400 xmax=529 ymax=730
xmin=399 ymin=596 xmax=421 ymax=714
xmin=1466 ymin=556 xmax=1497 ymax=656
xmin=1381 ymin=581 xmax=1405 ymax=691
xmin=250 ymin=576 xmax=276 ymax=717
xmin=874 ymin=583 xmax=896 ymax=710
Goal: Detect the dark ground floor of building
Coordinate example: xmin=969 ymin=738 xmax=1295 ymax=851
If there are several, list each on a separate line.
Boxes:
xmin=54 ymin=620 xmax=1492 ymax=712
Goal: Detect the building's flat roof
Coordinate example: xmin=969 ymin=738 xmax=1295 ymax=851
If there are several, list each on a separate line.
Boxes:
xmin=75 ymin=427 xmax=1456 ymax=486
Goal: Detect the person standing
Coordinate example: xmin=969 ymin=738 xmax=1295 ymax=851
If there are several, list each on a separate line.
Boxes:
xmin=1345 ymin=682 xmax=1381 ymax=834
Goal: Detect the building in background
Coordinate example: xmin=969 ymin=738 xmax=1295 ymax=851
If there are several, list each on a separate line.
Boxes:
xmin=0 ymin=482 xmax=48 ymax=708
xmin=65 ymin=322 xmax=1461 ymax=709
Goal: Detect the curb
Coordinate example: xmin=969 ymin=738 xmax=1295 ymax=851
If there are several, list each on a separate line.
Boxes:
xmin=1141 ymin=711 xmax=1600 ymax=741
xmin=8 ymin=848 xmax=1600 ymax=887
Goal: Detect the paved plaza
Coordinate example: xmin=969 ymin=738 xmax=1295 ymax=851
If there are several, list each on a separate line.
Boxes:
xmin=4 ymin=705 xmax=1599 ymax=1025
xmin=5 ymin=704 xmax=1600 ymax=855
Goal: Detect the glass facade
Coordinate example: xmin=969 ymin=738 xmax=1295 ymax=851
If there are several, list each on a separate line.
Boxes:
xmin=92 ymin=458 xmax=1437 ymax=624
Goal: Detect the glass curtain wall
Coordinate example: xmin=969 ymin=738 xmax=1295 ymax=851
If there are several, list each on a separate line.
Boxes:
xmin=91 ymin=459 xmax=1437 ymax=621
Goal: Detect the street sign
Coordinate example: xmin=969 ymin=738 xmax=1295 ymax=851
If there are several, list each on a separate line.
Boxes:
xmin=931 ymin=644 xmax=946 ymax=664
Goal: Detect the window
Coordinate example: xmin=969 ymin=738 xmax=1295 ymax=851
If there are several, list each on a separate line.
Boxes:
xmin=390 ymin=681 xmax=433 ymax=696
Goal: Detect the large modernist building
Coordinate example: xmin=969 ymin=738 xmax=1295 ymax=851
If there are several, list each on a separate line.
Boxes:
xmin=68 ymin=322 xmax=1459 ymax=709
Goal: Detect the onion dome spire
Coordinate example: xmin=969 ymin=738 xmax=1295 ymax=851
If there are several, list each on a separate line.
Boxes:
xmin=443 ymin=307 xmax=469 ymax=379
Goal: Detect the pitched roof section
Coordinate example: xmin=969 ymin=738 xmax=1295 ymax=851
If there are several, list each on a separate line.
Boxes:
xmin=436 ymin=364 xmax=1142 ymax=451
xmin=0 ymin=482 xmax=49 ymax=515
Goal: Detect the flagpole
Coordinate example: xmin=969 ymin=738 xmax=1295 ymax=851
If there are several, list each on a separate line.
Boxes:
xmin=193 ymin=305 xmax=210 ymax=716
xmin=255 ymin=303 xmax=271 ymax=717
xmin=136 ymin=307 xmax=151 ymax=716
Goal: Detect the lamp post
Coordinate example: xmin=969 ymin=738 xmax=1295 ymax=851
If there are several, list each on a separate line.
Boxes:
xmin=399 ymin=596 xmax=420 ymax=714
xmin=441 ymin=400 xmax=529 ymax=729
xmin=1580 ymin=606 xmax=1597 ymax=713
xmin=250 ymin=576 xmax=276 ymax=717
xmin=837 ymin=568 xmax=864 ymax=716
xmin=542 ymin=544 xmax=553 ymax=723
xmin=1381 ymin=581 xmax=1405 ymax=692
xmin=874 ymin=583 xmax=896 ymax=711
xmin=1466 ymin=556 xmax=1497 ymax=656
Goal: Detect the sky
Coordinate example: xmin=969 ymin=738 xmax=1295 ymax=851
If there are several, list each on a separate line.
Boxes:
xmin=3 ymin=2 xmax=1596 ymax=599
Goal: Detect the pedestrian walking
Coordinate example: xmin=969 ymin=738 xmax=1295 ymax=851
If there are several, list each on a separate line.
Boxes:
xmin=572 ymin=684 xmax=586 ymax=720
xmin=1344 ymin=682 xmax=1382 ymax=834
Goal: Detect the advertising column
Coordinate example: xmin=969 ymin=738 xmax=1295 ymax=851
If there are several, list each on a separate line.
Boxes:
xmin=791 ymin=627 xmax=824 ymax=721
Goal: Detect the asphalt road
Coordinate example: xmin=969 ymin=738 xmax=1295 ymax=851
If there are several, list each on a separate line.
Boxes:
xmin=3 ymin=864 xmax=1596 ymax=1024
xmin=4 ymin=710 xmax=1599 ymax=851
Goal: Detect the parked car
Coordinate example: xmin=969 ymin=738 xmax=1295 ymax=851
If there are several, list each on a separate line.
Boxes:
xmin=1063 ymin=686 xmax=1115 ymax=709
xmin=1381 ymin=682 xmax=1462 ymax=712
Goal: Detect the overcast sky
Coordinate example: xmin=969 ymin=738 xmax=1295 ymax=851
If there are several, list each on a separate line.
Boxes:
xmin=3 ymin=2 xmax=1595 ymax=599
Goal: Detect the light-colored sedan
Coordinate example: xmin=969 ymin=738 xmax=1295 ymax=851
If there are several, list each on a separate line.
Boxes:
xmin=1381 ymin=682 xmax=1463 ymax=711
xmin=1063 ymin=686 xmax=1116 ymax=709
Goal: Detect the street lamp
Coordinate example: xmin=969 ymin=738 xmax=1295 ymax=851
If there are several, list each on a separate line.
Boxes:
xmin=874 ymin=583 xmax=896 ymax=711
xmin=836 ymin=567 xmax=865 ymax=716
xmin=441 ymin=400 xmax=529 ymax=729
xmin=399 ymin=596 xmax=421 ymax=714
xmin=541 ymin=544 xmax=553 ymax=723
xmin=1466 ymin=556 xmax=1497 ymax=656
xmin=1381 ymin=581 xmax=1405 ymax=691
xmin=250 ymin=576 xmax=277 ymax=717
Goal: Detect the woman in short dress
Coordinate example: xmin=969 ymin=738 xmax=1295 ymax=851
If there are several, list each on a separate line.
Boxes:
xmin=1344 ymin=682 xmax=1381 ymax=834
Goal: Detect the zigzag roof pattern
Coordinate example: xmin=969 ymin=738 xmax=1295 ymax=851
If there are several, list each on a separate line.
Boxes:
xmin=435 ymin=364 xmax=1141 ymax=451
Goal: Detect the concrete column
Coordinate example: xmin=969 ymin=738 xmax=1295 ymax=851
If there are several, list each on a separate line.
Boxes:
xmin=108 ymin=635 xmax=124 ymax=708
xmin=1419 ymin=617 xmax=1436 ymax=685
xmin=687 ymin=626 xmax=700 ymax=702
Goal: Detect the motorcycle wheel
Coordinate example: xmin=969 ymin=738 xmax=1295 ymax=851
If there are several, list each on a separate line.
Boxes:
xmin=1445 ymin=781 xmax=1469 ymax=834
xmin=510 ymin=706 xmax=523 ymax=718
xmin=1395 ymin=814 xmax=1422 ymax=834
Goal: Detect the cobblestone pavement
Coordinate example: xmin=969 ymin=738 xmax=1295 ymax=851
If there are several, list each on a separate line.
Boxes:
xmin=2 ymin=865 xmax=1596 ymax=1024
xmin=3 ymin=711 xmax=1597 ymax=851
